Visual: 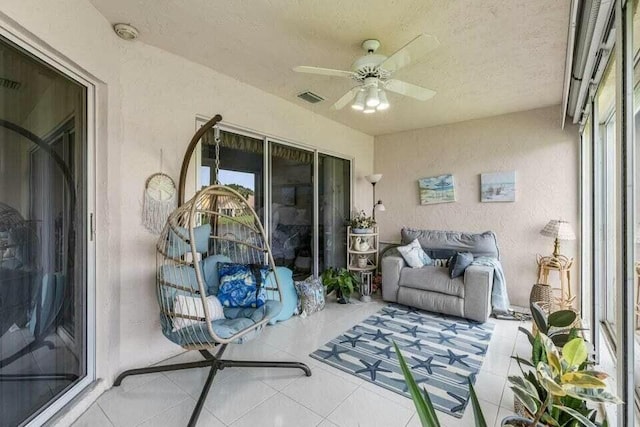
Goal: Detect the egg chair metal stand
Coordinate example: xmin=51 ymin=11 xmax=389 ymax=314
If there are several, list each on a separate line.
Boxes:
xmin=113 ymin=184 xmax=311 ymax=427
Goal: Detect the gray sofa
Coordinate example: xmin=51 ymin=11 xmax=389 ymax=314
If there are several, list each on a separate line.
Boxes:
xmin=381 ymin=228 xmax=500 ymax=323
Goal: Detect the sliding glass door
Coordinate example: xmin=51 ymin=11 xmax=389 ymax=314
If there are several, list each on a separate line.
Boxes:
xmin=0 ymin=36 xmax=88 ymax=426
xmin=198 ymin=125 xmax=352 ymax=280
xmin=318 ymin=154 xmax=351 ymax=272
xmin=269 ymin=142 xmax=314 ymax=280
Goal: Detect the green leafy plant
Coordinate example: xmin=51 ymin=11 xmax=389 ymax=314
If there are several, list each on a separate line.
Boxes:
xmin=321 ymin=267 xmax=361 ymax=303
xmin=519 ymin=302 xmax=580 ymax=348
xmin=348 ymin=210 xmax=376 ymax=229
xmin=508 ymin=333 xmax=620 ymax=427
xmin=394 ymin=342 xmax=487 ymax=427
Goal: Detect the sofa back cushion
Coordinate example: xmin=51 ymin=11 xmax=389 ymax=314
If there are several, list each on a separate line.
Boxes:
xmin=400 ymin=228 xmax=500 ymax=259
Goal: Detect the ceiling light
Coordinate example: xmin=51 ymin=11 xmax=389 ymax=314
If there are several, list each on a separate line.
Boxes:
xmin=377 ymin=90 xmax=389 ymax=110
xmin=351 ymin=90 xmax=366 ymax=110
xmin=363 ymin=107 xmax=375 ymax=114
xmin=365 ymin=86 xmax=380 ymax=107
xmin=113 ymin=23 xmax=139 ymax=41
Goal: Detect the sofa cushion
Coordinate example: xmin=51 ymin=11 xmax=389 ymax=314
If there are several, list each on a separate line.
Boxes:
xmin=397 ymin=238 xmax=432 ymax=268
xmin=399 ymin=266 xmax=465 ymax=298
xmin=401 ymin=228 xmax=499 ymax=259
xmin=449 ymin=251 xmax=474 ymax=278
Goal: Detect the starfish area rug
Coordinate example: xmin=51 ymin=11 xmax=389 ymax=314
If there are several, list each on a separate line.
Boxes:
xmin=310 ymin=304 xmax=495 ymax=418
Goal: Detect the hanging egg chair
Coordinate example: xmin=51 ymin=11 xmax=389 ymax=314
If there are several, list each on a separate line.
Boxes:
xmin=113 ymin=115 xmax=310 ymax=427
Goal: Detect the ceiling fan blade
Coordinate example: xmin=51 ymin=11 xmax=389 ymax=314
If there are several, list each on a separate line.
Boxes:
xmin=293 ymin=66 xmax=355 ymax=79
xmin=380 ymin=34 xmax=440 ymax=74
xmin=385 ymin=79 xmax=436 ymax=101
xmin=332 ymin=87 xmax=360 ymax=110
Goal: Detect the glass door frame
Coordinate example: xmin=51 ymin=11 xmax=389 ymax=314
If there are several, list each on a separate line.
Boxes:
xmin=194 ymin=116 xmax=354 ymax=278
xmin=0 ymin=19 xmax=97 ymax=427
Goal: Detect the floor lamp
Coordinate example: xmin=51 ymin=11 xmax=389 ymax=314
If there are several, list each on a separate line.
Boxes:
xmin=366 ymin=174 xmax=386 ymax=219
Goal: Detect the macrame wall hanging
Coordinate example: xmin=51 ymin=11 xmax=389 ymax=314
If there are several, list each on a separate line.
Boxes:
xmin=142 ymin=150 xmax=177 ymax=234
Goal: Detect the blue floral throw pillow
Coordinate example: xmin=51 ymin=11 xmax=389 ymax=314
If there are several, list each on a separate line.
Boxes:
xmin=217 ymin=263 xmax=269 ymax=308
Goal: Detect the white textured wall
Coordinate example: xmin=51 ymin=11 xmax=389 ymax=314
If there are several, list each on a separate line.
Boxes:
xmin=0 ymin=0 xmax=374 ymax=407
xmin=374 ymin=106 xmax=579 ymax=307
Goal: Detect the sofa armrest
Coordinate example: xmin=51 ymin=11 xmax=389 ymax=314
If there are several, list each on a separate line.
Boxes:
xmin=381 ymin=255 xmax=406 ymax=302
xmin=463 ymin=265 xmax=494 ymax=322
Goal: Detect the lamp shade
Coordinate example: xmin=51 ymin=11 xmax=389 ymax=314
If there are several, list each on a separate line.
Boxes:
xmin=377 ymin=90 xmax=389 ymax=110
xmin=366 ymin=174 xmax=382 ymax=184
xmin=540 ymin=220 xmax=576 ymax=241
xmin=351 ymin=90 xmax=366 ymax=110
xmin=365 ymin=86 xmax=380 ymax=107
xmin=374 ymin=200 xmax=386 ymax=211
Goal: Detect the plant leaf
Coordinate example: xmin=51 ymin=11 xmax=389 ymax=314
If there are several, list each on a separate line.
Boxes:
xmin=560 ymin=372 xmax=607 ymax=389
xmin=537 ymin=362 xmax=566 ymax=396
xmin=549 ymin=333 xmax=572 ymax=348
xmin=511 ymin=356 xmax=534 ymax=368
xmin=393 ymin=342 xmax=441 ymax=426
xmin=468 ymin=380 xmax=487 ymax=427
xmin=511 ymin=386 xmax=539 ymax=415
xmin=562 ymin=338 xmax=588 ymax=369
xmin=518 ymin=326 xmax=535 ymax=345
xmin=553 ymin=405 xmax=598 ymax=427
xmin=548 ymin=310 xmax=577 ymax=328
xmin=564 ymin=387 xmax=622 ymax=404
xmin=508 ymin=376 xmax=540 ymax=400
xmin=531 ymin=302 xmax=548 ymax=333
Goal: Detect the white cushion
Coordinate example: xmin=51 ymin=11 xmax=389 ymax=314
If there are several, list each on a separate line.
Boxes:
xmin=172 ymin=294 xmax=225 ymax=331
xmin=397 ymin=239 xmax=432 ymax=268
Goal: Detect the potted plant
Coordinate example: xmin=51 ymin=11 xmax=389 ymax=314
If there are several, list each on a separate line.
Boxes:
xmin=506 ymin=333 xmax=619 ymax=426
xmin=395 ymin=333 xmax=618 ymax=427
xmin=521 ymin=302 xmax=580 ymax=348
xmin=321 ymin=267 xmax=361 ymax=304
xmin=348 ymin=210 xmax=376 ymax=234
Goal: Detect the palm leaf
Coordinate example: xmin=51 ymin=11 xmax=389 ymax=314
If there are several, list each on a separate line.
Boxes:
xmin=468 ymin=380 xmax=487 ymax=427
xmin=393 ymin=342 xmax=440 ymax=426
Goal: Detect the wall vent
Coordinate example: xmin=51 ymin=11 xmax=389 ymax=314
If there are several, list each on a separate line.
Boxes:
xmin=297 ymin=91 xmax=324 ymax=104
xmin=0 ymin=77 xmax=21 ymax=90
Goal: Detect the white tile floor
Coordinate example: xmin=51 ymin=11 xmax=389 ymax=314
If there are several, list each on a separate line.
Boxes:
xmin=73 ymin=299 xmax=528 ymax=427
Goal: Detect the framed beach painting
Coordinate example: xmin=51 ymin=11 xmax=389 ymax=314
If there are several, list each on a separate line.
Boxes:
xmin=481 ymin=171 xmax=516 ymax=202
xmin=418 ymin=174 xmax=455 ymax=205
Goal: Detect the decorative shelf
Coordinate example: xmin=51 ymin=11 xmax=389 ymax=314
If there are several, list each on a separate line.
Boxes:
xmin=347 ymin=226 xmax=379 ymax=276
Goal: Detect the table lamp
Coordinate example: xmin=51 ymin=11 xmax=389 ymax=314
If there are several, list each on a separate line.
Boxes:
xmin=540 ymin=219 xmax=576 ymax=258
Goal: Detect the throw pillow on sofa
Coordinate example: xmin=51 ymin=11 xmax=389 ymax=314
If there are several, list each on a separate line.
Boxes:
xmin=397 ymin=238 xmax=432 ymax=268
xmin=448 ymin=251 xmax=474 ymax=279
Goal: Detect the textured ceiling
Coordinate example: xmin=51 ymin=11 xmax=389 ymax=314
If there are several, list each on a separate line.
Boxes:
xmin=89 ymin=0 xmax=570 ymax=136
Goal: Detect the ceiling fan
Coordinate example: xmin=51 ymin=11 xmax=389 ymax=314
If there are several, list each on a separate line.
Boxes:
xmin=293 ymin=34 xmax=439 ymax=113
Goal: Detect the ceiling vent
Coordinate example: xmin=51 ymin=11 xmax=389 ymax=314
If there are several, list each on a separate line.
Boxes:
xmin=0 ymin=77 xmax=21 ymax=90
xmin=297 ymin=91 xmax=325 ymax=104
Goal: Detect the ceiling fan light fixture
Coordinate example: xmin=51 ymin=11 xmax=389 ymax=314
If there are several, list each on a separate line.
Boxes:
xmin=377 ymin=90 xmax=390 ymax=110
xmin=363 ymin=107 xmax=376 ymax=114
xmin=365 ymin=86 xmax=380 ymax=107
xmin=351 ymin=90 xmax=366 ymax=110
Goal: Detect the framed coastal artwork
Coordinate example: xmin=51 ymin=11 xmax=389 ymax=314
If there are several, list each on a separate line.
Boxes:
xmin=480 ymin=171 xmax=516 ymax=202
xmin=418 ymin=174 xmax=455 ymax=205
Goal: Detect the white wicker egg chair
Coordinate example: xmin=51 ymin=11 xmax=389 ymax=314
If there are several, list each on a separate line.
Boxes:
xmin=113 ymin=119 xmax=311 ymax=427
